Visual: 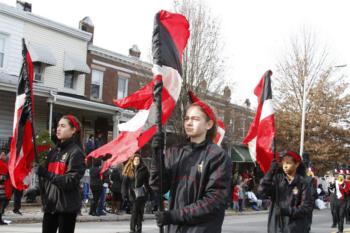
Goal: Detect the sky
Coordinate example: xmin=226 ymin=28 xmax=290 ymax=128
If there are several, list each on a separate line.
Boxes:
xmin=1 ymin=0 xmax=349 ymax=106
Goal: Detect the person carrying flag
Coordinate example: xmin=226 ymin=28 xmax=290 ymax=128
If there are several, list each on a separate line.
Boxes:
xmin=258 ymin=151 xmax=313 ymax=233
xmin=0 ymin=151 xmax=12 ymax=225
xmin=35 ymin=115 xmax=85 ymax=233
xmin=150 ymin=96 xmax=232 ymax=233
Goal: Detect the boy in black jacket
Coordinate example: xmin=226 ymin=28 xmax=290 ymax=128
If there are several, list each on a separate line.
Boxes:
xmin=258 ymin=151 xmax=313 ymax=233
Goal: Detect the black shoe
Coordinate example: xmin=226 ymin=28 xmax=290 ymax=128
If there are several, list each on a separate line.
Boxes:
xmin=0 ymin=220 xmax=8 ymax=225
xmin=13 ymin=210 xmax=22 ymax=215
xmin=331 ymin=224 xmax=336 ymax=228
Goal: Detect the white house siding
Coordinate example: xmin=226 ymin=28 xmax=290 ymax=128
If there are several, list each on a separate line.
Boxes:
xmin=24 ymin=22 xmax=88 ymax=96
xmin=0 ymin=12 xmax=23 ymax=76
xmin=0 ymin=91 xmax=15 ymax=139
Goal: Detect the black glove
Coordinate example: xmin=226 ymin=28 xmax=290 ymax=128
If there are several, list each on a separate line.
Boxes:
xmin=155 ymin=211 xmax=171 ymax=227
xmin=152 ymin=132 xmax=164 ymax=151
xmin=279 ymin=203 xmax=292 ymax=216
xmin=35 ymin=165 xmax=49 ymax=178
xmin=269 ymin=159 xmax=279 ymax=172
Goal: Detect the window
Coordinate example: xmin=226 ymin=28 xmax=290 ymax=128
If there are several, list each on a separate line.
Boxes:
xmin=91 ymin=69 xmax=104 ymax=99
xmin=0 ymin=36 xmax=6 ymax=68
xmin=64 ymin=72 xmax=75 ymax=89
xmin=33 ymin=63 xmax=43 ymax=82
xmin=117 ymin=74 xmax=129 ymax=99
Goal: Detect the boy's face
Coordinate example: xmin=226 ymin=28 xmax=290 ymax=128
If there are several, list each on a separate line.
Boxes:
xmin=0 ymin=152 xmax=6 ymax=161
xmin=56 ymin=118 xmax=76 ymax=141
xmin=282 ymin=155 xmax=299 ymax=175
xmin=184 ymin=106 xmax=213 ymax=139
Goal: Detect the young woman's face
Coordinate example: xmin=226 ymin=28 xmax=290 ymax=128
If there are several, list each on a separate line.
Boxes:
xmin=184 ymin=106 xmax=213 ymax=140
xmin=133 ymin=156 xmax=140 ymax=167
xmin=282 ymin=156 xmax=299 ymax=175
xmin=56 ymin=118 xmax=76 ymax=141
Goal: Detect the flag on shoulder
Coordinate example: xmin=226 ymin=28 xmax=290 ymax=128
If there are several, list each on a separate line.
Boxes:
xmin=8 ymin=39 xmax=36 ymax=190
xmin=87 ymin=10 xmax=190 ymax=173
xmin=243 ymin=70 xmax=275 ymax=173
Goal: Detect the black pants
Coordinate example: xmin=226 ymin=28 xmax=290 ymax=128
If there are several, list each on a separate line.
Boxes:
xmin=346 ymin=198 xmax=350 ymax=223
xmin=13 ymin=188 xmax=23 ymax=211
xmin=42 ymin=212 xmax=77 ymax=233
xmin=130 ymin=198 xmax=146 ymax=232
xmin=334 ymin=199 xmax=347 ymax=232
xmin=90 ymin=188 xmax=102 ymax=215
xmin=330 ymin=194 xmax=337 ymax=226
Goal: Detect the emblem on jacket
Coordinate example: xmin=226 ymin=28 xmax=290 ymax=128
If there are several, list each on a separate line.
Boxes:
xmin=292 ymin=186 xmax=299 ymax=195
xmin=197 ymin=161 xmax=204 ymax=173
xmin=61 ymin=153 xmax=68 ymax=162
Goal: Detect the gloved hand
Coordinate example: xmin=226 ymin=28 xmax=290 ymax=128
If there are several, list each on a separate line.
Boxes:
xmin=152 ymin=132 xmax=164 ymax=151
xmin=155 ymin=211 xmax=171 ymax=227
xmin=269 ymin=159 xmax=279 ymax=172
xmin=34 ymin=164 xmax=49 ymax=178
xmin=279 ymin=203 xmax=292 ymax=216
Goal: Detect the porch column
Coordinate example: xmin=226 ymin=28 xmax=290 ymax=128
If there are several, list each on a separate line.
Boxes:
xmin=112 ymin=112 xmax=121 ymax=139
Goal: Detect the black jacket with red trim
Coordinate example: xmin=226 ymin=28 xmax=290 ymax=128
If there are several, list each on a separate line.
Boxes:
xmin=149 ymin=139 xmax=232 ymax=233
xmin=40 ymin=139 xmax=85 ymax=213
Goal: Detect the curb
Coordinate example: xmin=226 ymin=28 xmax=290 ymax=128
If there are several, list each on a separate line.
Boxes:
xmin=5 ymin=210 xmax=269 ymax=224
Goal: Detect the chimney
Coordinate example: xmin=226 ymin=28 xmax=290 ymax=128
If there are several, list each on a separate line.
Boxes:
xmin=129 ymin=45 xmax=141 ymax=59
xmin=79 ymin=17 xmax=94 ymax=43
xmin=223 ymin=86 xmax=231 ymax=98
xmin=16 ymin=0 xmax=32 ymax=12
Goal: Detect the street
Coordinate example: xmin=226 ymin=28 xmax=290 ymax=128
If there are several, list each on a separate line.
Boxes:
xmin=2 ymin=209 xmax=349 ymax=233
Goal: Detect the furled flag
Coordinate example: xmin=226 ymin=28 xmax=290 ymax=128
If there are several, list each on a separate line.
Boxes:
xmin=188 ymin=91 xmax=225 ymax=145
xmin=243 ymin=70 xmax=275 ymax=173
xmin=8 ymin=39 xmax=36 ymax=190
xmin=87 ymin=10 xmax=189 ymax=173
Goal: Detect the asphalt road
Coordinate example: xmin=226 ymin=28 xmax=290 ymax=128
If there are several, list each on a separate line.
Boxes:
xmin=2 ymin=209 xmax=349 ymax=233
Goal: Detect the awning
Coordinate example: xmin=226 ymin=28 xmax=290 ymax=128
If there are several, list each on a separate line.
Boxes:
xmin=231 ymin=144 xmax=254 ymax=163
xmin=64 ymin=53 xmax=90 ymax=74
xmin=28 ymin=42 xmax=56 ymax=66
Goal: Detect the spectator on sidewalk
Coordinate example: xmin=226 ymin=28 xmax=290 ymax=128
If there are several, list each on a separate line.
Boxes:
xmin=110 ymin=165 xmax=123 ymax=214
xmin=122 ymin=154 xmax=151 ymax=233
xmin=232 ymin=183 xmax=239 ymax=212
xmin=0 ymin=151 xmax=12 ymax=225
xmin=89 ymin=158 xmax=103 ymax=216
xmin=85 ymin=135 xmax=95 ymax=155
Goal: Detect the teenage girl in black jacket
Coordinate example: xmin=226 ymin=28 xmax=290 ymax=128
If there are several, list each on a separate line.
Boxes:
xmin=36 ymin=115 xmax=85 ymax=233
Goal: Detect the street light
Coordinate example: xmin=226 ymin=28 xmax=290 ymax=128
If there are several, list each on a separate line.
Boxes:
xmin=299 ymin=64 xmax=347 ymax=155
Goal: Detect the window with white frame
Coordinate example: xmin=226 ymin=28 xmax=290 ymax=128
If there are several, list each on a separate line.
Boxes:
xmin=0 ymin=36 xmax=6 ymax=68
xmin=64 ymin=71 xmax=75 ymax=89
xmin=117 ymin=73 xmax=129 ymax=99
xmin=91 ymin=69 xmax=104 ymax=99
xmin=33 ymin=63 xmax=43 ymax=82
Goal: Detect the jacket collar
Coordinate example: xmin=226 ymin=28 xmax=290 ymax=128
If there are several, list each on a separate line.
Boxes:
xmin=56 ymin=138 xmax=75 ymax=150
xmin=183 ymin=139 xmax=210 ymax=151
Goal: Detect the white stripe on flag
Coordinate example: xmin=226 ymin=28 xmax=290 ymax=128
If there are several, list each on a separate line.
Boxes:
xmin=152 ymin=64 xmax=182 ymax=101
xmin=260 ymin=99 xmax=274 ymax=122
xmin=12 ymin=94 xmax=26 ymax=131
xmin=216 ymin=126 xmax=225 ymax=145
xmin=247 ymin=137 xmax=257 ymax=162
xmin=118 ymin=109 xmax=150 ymax=132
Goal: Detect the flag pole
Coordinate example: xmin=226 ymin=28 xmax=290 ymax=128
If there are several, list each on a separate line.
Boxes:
xmin=21 ymin=39 xmax=39 ymax=164
xmin=153 ymin=78 xmax=164 ymax=233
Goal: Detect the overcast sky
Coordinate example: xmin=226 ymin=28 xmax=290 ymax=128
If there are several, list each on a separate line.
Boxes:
xmin=2 ymin=0 xmax=349 ymax=106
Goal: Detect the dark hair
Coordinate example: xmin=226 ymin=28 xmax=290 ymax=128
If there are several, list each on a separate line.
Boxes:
xmin=60 ymin=115 xmax=82 ymax=148
xmin=185 ymin=103 xmax=217 ymax=142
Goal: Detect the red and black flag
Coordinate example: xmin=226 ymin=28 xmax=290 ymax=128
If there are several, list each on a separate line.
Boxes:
xmin=243 ymin=70 xmax=275 ymax=173
xmin=8 ymin=39 xmax=36 ymax=190
xmin=87 ymin=10 xmax=189 ymax=173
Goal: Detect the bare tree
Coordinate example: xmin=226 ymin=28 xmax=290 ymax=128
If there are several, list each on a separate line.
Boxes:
xmin=166 ymin=0 xmax=226 ymax=141
xmin=275 ymin=29 xmax=350 ymax=173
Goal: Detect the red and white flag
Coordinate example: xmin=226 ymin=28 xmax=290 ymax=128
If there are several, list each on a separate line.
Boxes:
xmin=87 ymin=10 xmax=189 ymax=173
xmin=9 ymin=40 xmax=36 ymax=190
xmin=243 ymin=70 xmax=275 ymax=173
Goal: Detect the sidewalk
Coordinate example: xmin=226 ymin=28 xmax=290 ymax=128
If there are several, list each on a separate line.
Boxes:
xmin=3 ymin=203 xmax=268 ymax=224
